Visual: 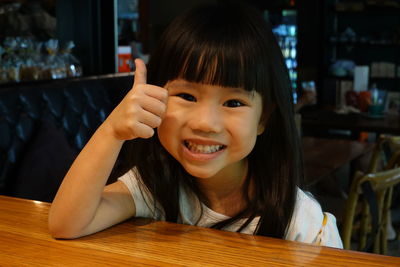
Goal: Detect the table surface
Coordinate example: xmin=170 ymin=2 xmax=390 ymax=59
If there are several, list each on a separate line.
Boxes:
xmin=302 ymin=137 xmax=374 ymax=185
xmin=302 ymin=110 xmax=400 ymax=135
xmin=1 ymin=196 xmax=399 ymax=266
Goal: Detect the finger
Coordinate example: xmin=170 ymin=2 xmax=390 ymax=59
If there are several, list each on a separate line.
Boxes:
xmin=144 ymin=85 xmax=168 ymax=103
xmin=138 ymin=109 xmax=163 ymax=129
xmin=132 ymin=122 xmax=155 ymax=139
xmin=134 ymin=58 xmax=147 ymax=85
xmin=140 ymin=96 xmax=166 ymax=117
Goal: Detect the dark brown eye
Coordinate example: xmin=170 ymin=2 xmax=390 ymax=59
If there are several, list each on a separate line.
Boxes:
xmin=177 ymin=93 xmax=196 ymax=102
xmin=224 ymin=100 xmax=244 ymax=108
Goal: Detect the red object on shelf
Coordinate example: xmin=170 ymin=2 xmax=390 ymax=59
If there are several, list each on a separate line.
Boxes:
xmin=118 ymin=46 xmax=133 ymax=73
xmin=345 ymin=90 xmax=360 ymax=109
xmin=359 ymin=91 xmax=372 ymax=112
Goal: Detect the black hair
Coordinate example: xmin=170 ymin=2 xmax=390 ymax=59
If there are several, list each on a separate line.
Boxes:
xmin=124 ymin=2 xmax=304 ymax=238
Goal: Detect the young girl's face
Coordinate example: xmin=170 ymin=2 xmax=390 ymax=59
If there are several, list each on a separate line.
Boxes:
xmin=157 ymin=79 xmax=265 ymax=180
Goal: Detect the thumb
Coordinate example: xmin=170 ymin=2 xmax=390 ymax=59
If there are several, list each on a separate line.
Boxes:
xmin=134 ymin=58 xmax=147 ymax=85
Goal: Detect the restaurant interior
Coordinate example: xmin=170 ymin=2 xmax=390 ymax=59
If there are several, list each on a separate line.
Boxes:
xmin=1 ymin=0 xmax=400 ymax=262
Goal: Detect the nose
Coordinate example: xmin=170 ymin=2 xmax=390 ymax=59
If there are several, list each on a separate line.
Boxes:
xmin=187 ymin=102 xmax=223 ymax=133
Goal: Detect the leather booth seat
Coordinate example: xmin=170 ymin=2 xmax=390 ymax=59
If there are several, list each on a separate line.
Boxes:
xmin=0 ymin=74 xmax=132 ymax=202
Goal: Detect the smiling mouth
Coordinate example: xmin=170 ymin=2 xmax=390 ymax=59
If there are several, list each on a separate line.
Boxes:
xmin=184 ymin=141 xmax=226 ymax=154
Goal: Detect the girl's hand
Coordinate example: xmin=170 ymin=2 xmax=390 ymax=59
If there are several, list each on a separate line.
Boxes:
xmin=105 ymin=58 xmax=168 ymax=140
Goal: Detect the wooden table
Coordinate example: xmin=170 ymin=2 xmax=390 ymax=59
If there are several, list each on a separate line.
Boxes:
xmin=302 ymin=137 xmax=374 ymax=185
xmin=302 ymin=110 xmax=400 ymax=136
xmin=1 ymin=196 xmax=399 ymax=266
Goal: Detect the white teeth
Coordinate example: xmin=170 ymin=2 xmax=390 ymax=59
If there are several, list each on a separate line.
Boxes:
xmin=185 ymin=141 xmax=224 ymax=154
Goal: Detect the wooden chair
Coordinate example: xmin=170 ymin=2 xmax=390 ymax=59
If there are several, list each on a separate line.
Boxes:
xmin=341 ymin=152 xmax=400 ymax=254
xmin=368 ymin=136 xmax=400 ymax=173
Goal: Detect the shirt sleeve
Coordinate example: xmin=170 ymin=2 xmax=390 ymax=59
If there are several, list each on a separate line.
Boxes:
xmin=118 ymin=169 xmax=158 ymax=218
xmin=285 ymin=189 xmax=343 ymax=248
xmin=314 ymin=212 xmax=343 ymax=248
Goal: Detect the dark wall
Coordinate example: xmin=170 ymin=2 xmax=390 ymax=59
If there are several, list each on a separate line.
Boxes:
xmin=146 ymin=0 xmax=217 ymax=52
xmin=297 ymin=0 xmax=323 ymax=82
xmin=54 ymin=0 xmax=324 ymax=82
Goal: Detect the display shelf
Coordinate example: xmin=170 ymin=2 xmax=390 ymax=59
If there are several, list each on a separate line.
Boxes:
xmin=333 ymin=6 xmax=400 ymax=15
xmin=320 ymin=0 xmax=400 ymax=104
xmin=326 ymin=75 xmax=400 ymax=81
xmin=328 ymin=40 xmax=400 ymax=47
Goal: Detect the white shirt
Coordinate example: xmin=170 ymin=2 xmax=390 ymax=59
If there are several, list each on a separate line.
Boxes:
xmin=119 ymin=170 xmax=343 ymax=248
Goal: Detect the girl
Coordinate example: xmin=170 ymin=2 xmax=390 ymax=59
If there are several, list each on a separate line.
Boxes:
xmin=49 ymin=3 xmax=343 ymax=248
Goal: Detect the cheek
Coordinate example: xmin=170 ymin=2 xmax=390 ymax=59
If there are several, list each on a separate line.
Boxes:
xmin=243 ymin=120 xmax=260 ymax=153
xmin=236 ymin=112 xmax=262 ymax=150
xmin=229 ymin=112 xmax=261 ymax=137
xmin=157 ymin=104 xmax=181 ymax=150
xmin=226 ymin=115 xmax=259 ymax=154
xmin=240 ymin=123 xmax=259 ymax=146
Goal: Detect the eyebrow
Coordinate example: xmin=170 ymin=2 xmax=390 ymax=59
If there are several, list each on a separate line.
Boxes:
xmin=166 ymin=81 xmax=255 ymax=98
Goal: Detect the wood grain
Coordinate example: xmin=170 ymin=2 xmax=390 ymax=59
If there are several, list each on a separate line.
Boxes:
xmin=0 ymin=195 xmax=399 ymax=266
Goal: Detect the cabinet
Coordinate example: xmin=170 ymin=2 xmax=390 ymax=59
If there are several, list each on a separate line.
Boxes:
xmin=321 ymin=0 xmax=400 ymax=105
xmin=0 ymin=0 xmax=118 ymax=84
xmin=265 ymin=6 xmax=299 ymax=102
xmin=249 ymin=0 xmax=324 ymax=105
xmin=248 ymin=0 xmax=302 ymax=103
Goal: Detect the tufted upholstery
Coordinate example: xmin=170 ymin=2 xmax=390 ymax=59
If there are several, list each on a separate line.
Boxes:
xmin=0 ymin=74 xmax=133 ymax=201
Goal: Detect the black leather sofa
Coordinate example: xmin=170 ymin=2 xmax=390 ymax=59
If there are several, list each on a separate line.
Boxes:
xmin=0 ymin=74 xmax=133 ymax=202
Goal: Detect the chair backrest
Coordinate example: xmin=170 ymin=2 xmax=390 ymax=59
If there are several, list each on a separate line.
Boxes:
xmin=386 ymin=150 xmax=400 ymax=170
xmin=368 ymin=136 xmax=400 ymax=173
xmin=341 ymin=164 xmax=400 ymax=254
xmin=0 ymin=74 xmax=133 ymax=201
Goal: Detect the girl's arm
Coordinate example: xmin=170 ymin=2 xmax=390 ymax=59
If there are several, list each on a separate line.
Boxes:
xmin=48 ymin=59 xmax=168 ymax=239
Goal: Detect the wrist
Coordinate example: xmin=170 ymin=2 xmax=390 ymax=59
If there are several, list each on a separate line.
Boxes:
xmin=97 ymin=121 xmax=126 ymax=144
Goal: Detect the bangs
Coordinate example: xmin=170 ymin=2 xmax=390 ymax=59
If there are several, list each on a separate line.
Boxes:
xmin=176 ymin=40 xmax=260 ymax=92
xmin=148 ymin=4 xmax=274 ymax=94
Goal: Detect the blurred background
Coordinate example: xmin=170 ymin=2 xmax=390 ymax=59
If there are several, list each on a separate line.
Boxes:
xmin=1 ymin=0 xmax=400 ymax=256
xmin=1 ymin=0 xmax=399 ymax=112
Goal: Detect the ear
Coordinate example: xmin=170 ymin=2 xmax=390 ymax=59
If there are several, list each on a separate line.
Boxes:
xmin=257 ymin=119 xmax=266 ymax=135
xmin=257 ymin=104 xmax=276 ymax=135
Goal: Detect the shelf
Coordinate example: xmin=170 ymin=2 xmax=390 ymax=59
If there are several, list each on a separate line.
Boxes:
xmin=332 ymin=6 xmax=400 ymax=15
xmin=328 ymin=40 xmax=400 ymax=47
xmin=320 ymin=1 xmax=400 ymax=104
xmin=0 ymin=72 xmax=133 ymax=89
xmin=326 ymin=75 xmax=399 ymax=81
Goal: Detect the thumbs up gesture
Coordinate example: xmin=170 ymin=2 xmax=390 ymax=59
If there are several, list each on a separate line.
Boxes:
xmin=104 ymin=58 xmax=168 ymax=140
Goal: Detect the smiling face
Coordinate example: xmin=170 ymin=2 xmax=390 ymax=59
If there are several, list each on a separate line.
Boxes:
xmin=157 ymin=79 xmax=265 ymax=181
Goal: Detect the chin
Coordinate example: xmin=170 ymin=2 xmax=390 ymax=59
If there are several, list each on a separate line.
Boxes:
xmin=181 ymin=165 xmax=218 ymax=179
